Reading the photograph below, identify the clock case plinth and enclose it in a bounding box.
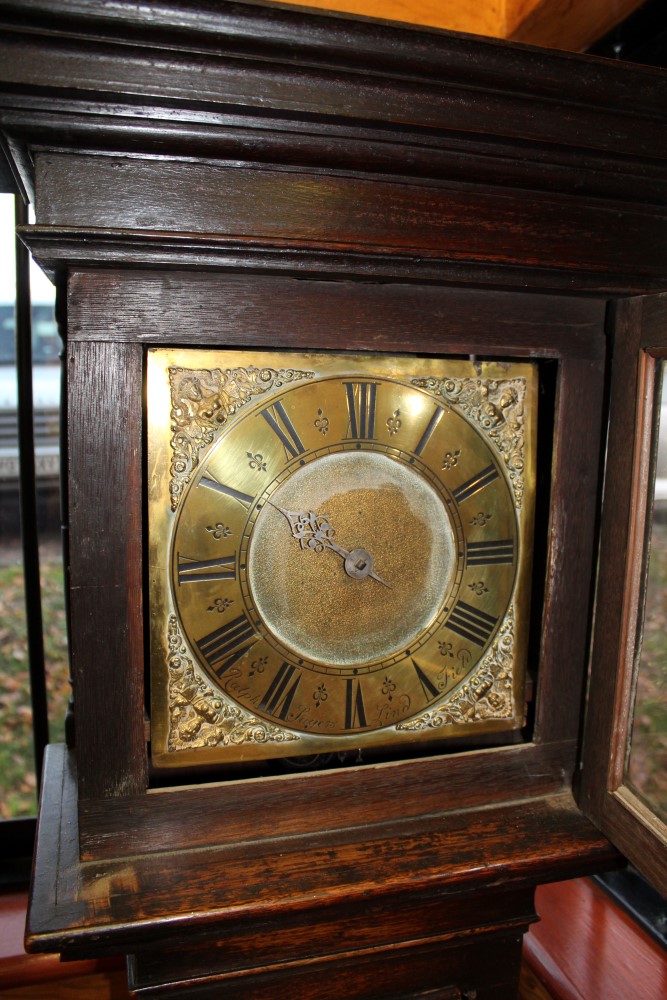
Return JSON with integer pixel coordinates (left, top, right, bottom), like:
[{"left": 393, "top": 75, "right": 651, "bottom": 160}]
[{"left": 1, "top": 1, "right": 665, "bottom": 997}]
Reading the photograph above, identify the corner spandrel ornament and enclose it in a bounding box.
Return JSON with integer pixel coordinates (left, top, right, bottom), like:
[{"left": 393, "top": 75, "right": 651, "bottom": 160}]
[
  {"left": 412, "top": 376, "right": 526, "bottom": 509},
  {"left": 397, "top": 607, "right": 515, "bottom": 732},
  {"left": 168, "top": 365, "right": 314, "bottom": 511},
  {"left": 167, "top": 615, "right": 301, "bottom": 752}
]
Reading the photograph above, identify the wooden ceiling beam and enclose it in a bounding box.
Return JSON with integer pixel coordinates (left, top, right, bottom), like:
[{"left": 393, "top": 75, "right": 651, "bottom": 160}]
[
  {"left": 268, "top": 1, "right": 505, "bottom": 39},
  {"left": 274, "top": 0, "right": 647, "bottom": 51},
  {"left": 508, "top": 0, "right": 647, "bottom": 51}
]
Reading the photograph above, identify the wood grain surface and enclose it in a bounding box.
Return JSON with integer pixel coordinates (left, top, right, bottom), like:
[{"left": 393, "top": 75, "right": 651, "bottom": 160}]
[
  {"left": 580, "top": 293, "right": 667, "bottom": 896},
  {"left": 66, "top": 340, "right": 146, "bottom": 799},
  {"left": 525, "top": 877, "right": 667, "bottom": 1000},
  {"left": 27, "top": 747, "right": 620, "bottom": 994},
  {"left": 33, "top": 155, "right": 667, "bottom": 285}
]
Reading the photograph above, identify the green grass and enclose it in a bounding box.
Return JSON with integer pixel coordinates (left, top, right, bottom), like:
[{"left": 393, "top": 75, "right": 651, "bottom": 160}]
[
  {"left": 0, "top": 553, "right": 69, "bottom": 819},
  {"left": 627, "top": 518, "right": 667, "bottom": 820}
]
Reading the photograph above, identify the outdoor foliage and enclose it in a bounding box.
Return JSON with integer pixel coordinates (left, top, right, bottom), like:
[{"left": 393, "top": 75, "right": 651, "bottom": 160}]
[
  {"left": 628, "top": 519, "right": 667, "bottom": 820},
  {"left": 0, "top": 548, "right": 69, "bottom": 818}
]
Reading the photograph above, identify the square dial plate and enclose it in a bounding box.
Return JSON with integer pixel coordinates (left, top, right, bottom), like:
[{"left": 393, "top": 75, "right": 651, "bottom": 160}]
[{"left": 147, "top": 349, "right": 537, "bottom": 767}]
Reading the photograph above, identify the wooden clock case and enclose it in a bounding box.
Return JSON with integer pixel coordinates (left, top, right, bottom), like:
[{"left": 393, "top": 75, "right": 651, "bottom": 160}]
[{"left": 1, "top": 2, "right": 666, "bottom": 997}]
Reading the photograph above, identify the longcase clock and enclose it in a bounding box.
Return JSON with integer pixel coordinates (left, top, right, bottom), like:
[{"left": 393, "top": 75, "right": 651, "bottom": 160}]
[{"left": 0, "top": 2, "right": 666, "bottom": 997}]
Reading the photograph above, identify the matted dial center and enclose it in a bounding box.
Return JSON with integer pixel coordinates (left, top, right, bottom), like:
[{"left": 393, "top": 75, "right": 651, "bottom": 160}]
[{"left": 248, "top": 451, "right": 456, "bottom": 668}]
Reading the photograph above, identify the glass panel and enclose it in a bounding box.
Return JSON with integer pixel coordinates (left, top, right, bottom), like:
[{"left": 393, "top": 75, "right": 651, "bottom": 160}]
[
  {"left": 627, "top": 360, "right": 667, "bottom": 822},
  {"left": 0, "top": 194, "right": 67, "bottom": 819},
  {"left": 0, "top": 192, "right": 35, "bottom": 817},
  {"left": 27, "top": 206, "right": 69, "bottom": 753}
]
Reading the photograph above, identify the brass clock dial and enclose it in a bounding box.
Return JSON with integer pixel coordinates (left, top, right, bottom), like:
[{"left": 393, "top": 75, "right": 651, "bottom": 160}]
[{"left": 148, "top": 350, "right": 537, "bottom": 766}]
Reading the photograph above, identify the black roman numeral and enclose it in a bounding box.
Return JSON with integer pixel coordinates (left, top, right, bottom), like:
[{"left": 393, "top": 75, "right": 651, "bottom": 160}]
[
  {"left": 260, "top": 400, "right": 305, "bottom": 460},
  {"left": 344, "top": 382, "right": 377, "bottom": 440},
  {"left": 200, "top": 472, "right": 254, "bottom": 510},
  {"left": 414, "top": 406, "right": 445, "bottom": 456},
  {"left": 177, "top": 553, "right": 236, "bottom": 584},
  {"left": 452, "top": 464, "right": 499, "bottom": 503},
  {"left": 259, "top": 662, "right": 301, "bottom": 721},
  {"left": 197, "top": 614, "right": 257, "bottom": 677},
  {"left": 344, "top": 678, "right": 368, "bottom": 729},
  {"left": 411, "top": 659, "right": 440, "bottom": 701},
  {"left": 467, "top": 539, "right": 514, "bottom": 565},
  {"left": 446, "top": 601, "right": 498, "bottom": 646}
]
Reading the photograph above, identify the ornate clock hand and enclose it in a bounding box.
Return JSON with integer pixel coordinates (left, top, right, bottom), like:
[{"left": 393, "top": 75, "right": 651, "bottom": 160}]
[{"left": 266, "top": 500, "right": 391, "bottom": 588}]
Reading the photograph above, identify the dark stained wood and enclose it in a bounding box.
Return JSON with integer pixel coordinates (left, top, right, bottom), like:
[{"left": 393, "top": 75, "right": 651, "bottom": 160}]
[
  {"left": 31, "top": 155, "right": 667, "bottom": 284},
  {"left": 67, "top": 340, "right": 146, "bottom": 799},
  {"left": 533, "top": 352, "right": 606, "bottom": 744},
  {"left": 23, "top": 228, "right": 665, "bottom": 295},
  {"left": 580, "top": 293, "right": 667, "bottom": 897},
  {"left": 65, "top": 271, "right": 607, "bottom": 357},
  {"left": 27, "top": 747, "right": 619, "bottom": 963},
  {"left": 129, "top": 934, "right": 522, "bottom": 998},
  {"left": 59, "top": 267, "right": 607, "bottom": 845},
  {"left": 579, "top": 298, "right": 644, "bottom": 822},
  {"left": 0, "top": 0, "right": 665, "bottom": 160},
  {"left": 2, "top": 0, "right": 667, "bottom": 301},
  {"left": 129, "top": 887, "right": 535, "bottom": 990},
  {"left": 79, "top": 741, "right": 578, "bottom": 861},
  {"left": 4, "top": 106, "right": 667, "bottom": 209}
]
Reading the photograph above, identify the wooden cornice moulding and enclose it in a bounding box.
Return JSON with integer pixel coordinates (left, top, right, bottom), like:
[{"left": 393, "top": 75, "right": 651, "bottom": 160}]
[
  {"left": 0, "top": 1, "right": 665, "bottom": 290},
  {"left": 18, "top": 225, "right": 667, "bottom": 296},
  {"left": 0, "top": 1, "right": 664, "bottom": 121},
  {"left": 3, "top": 103, "right": 666, "bottom": 208}
]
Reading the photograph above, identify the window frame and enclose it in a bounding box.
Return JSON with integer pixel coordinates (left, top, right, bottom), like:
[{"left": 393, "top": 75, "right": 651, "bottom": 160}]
[
  {"left": 580, "top": 293, "right": 667, "bottom": 898},
  {"left": 0, "top": 181, "right": 52, "bottom": 873}
]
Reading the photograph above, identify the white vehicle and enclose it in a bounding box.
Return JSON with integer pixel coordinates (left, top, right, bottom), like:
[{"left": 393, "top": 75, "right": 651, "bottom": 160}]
[{"left": 0, "top": 303, "right": 60, "bottom": 486}]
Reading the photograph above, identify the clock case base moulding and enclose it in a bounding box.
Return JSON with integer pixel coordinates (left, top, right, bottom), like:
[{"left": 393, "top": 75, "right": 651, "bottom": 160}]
[{"left": 30, "top": 744, "right": 620, "bottom": 1000}]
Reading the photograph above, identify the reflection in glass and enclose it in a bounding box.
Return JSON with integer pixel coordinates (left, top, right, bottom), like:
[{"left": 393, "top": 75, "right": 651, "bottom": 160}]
[
  {"left": 0, "top": 194, "right": 67, "bottom": 819},
  {"left": 627, "top": 361, "right": 667, "bottom": 822}
]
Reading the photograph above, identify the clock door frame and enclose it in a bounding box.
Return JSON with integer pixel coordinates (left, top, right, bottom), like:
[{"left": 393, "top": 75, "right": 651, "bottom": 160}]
[
  {"left": 580, "top": 293, "right": 667, "bottom": 897},
  {"left": 61, "top": 271, "right": 604, "bottom": 835}
]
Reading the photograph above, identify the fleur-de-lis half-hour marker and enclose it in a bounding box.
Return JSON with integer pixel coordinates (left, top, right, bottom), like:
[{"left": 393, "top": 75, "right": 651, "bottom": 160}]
[
  {"left": 247, "top": 452, "right": 267, "bottom": 472},
  {"left": 313, "top": 683, "right": 328, "bottom": 708},
  {"left": 206, "top": 522, "right": 232, "bottom": 539},
  {"left": 386, "top": 409, "right": 401, "bottom": 436},
  {"left": 314, "top": 408, "right": 329, "bottom": 435},
  {"left": 248, "top": 657, "right": 268, "bottom": 677},
  {"left": 207, "top": 597, "right": 233, "bottom": 613},
  {"left": 382, "top": 676, "right": 397, "bottom": 701},
  {"left": 442, "top": 449, "right": 461, "bottom": 470}
]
